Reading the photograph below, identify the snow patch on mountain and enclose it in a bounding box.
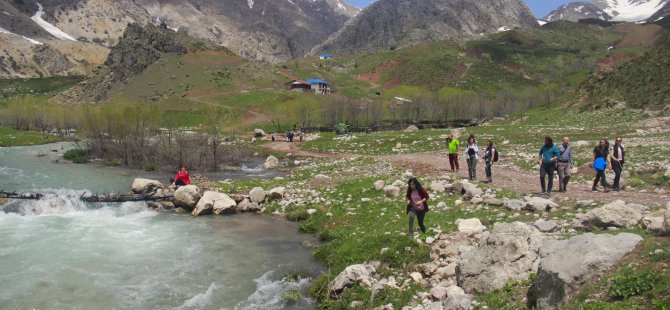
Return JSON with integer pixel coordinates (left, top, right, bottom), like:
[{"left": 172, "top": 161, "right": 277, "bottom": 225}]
[
  {"left": 0, "top": 26, "right": 43, "bottom": 45},
  {"left": 31, "top": 3, "right": 77, "bottom": 41},
  {"left": 598, "top": 0, "right": 667, "bottom": 21}
]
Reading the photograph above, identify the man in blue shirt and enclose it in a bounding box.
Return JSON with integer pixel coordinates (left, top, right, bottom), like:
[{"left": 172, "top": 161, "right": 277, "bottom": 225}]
[{"left": 538, "top": 136, "right": 560, "bottom": 195}]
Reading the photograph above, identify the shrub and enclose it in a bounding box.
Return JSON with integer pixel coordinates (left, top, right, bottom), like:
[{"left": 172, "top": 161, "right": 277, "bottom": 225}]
[
  {"left": 143, "top": 163, "right": 156, "bottom": 171},
  {"left": 63, "top": 149, "right": 89, "bottom": 164},
  {"left": 281, "top": 290, "right": 302, "bottom": 303},
  {"left": 608, "top": 268, "right": 658, "bottom": 300}
]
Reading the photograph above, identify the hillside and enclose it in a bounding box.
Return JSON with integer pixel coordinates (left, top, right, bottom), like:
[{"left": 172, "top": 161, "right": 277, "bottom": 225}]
[
  {"left": 311, "top": 0, "right": 538, "bottom": 55},
  {"left": 579, "top": 46, "right": 670, "bottom": 109}
]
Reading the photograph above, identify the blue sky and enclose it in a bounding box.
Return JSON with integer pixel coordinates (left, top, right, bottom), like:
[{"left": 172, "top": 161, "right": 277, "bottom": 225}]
[{"left": 347, "top": 0, "right": 575, "bottom": 18}]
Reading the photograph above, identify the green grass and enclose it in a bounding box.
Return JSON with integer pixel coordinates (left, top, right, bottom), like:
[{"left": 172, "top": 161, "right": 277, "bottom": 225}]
[{"left": 0, "top": 125, "right": 65, "bottom": 147}]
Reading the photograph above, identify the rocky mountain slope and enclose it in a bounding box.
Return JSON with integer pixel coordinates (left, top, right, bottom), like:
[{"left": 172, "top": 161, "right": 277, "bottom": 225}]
[
  {"left": 311, "top": 0, "right": 538, "bottom": 55},
  {"left": 543, "top": 2, "right": 613, "bottom": 22},
  {"left": 0, "top": 0, "right": 358, "bottom": 78}
]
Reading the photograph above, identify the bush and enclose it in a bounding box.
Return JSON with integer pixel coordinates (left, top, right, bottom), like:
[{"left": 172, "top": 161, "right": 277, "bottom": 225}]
[
  {"left": 63, "top": 149, "right": 89, "bottom": 164},
  {"left": 143, "top": 163, "right": 156, "bottom": 171},
  {"left": 608, "top": 268, "right": 658, "bottom": 300}
]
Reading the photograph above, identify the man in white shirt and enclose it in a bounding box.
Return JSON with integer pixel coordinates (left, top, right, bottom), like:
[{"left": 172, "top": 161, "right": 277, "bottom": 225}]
[{"left": 610, "top": 137, "right": 625, "bottom": 191}]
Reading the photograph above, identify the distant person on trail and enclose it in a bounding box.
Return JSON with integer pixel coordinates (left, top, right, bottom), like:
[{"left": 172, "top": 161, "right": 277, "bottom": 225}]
[
  {"left": 405, "top": 177, "right": 429, "bottom": 236},
  {"left": 465, "top": 135, "right": 479, "bottom": 180},
  {"left": 271, "top": 132, "right": 276, "bottom": 142},
  {"left": 299, "top": 132, "right": 304, "bottom": 143},
  {"left": 538, "top": 136, "right": 559, "bottom": 195},
  {"left": 446, "top": 134, "right": 460, "bottom": 172},
  {"left": 286, "top": 131, "right": 290, "bottom": 142},
  {"left": 170, "top": 166, "right": 190, "bottom": 190},
  {"left": 557, "top": 136, "right": 573, "bottom": 193},
  {"left": 610, "top": 137, "right": 625, "bottom": 191},
  {"left": 483, "top": 140, "right": 496, "bottom": 183},
  {"left": 593, "top": 138, "right": 610, "bottom": 192}
]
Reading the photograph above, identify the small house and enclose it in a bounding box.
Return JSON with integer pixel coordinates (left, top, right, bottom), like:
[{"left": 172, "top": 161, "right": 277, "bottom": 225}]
[
  {"left": 307, "top": 78, "right": 331, "bottom": 95},
  {"left": 319, "top": 54, "right": 333, "bottom": 60},
  {"left": 286, "top": 79, "right": 312, "bottom": 93}
]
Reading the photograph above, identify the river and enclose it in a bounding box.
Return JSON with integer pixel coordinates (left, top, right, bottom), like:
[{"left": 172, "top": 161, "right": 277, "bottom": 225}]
[{"left": 0, "top": 143, "right": 323, "bottom": 309}]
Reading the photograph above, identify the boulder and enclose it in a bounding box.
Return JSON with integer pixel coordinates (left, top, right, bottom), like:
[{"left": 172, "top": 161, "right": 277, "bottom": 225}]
[
  {"left": 457, "top": 218, "right": 486, "bottom": 235},
  {"left": 641, "top": 212, "right": 665, "bottom": 233},
  {"left": 174, "top": 185, "right": 201, "bottom": 209},
  {"left": 458, "top": 222, "right": 544, "bottom": 294},
  {"left": 404, "top": 125, "right": 419, "bottom": 132},
  {"left": 581, "top": 200, "right": 643, "bottom": 229},
  {"left": 443, "top": 285, "right": 472, "bottom": 310},
  {"left": 524, "top": 196, "right": 559, "bottom": 212},
  {"left": 192, "top": 191, "right": 236, "bottom": 216},
  {"left": 269, "top": 187, "right": 286, "bottom": 199},
  {"left": 328, "top": 264, "right": 376, "bottom": 298},
  {"left": 454, "top": 180, "right": 483, "bottom": 199},
  {"left": 505, "top": 199, "right": 525, "bottom": 211},
  {"left": 663, "top": 206, "right": 670, "bottom": 235},
  {"left": 533, "top": 233, "right": 643, "bottom": 310},
  {"left": 131, "top": 178, "right": 164, "bottom": 196},
  {"left": 374, "top": 180, "right": 385, "bottom": 190},
  {"left": 430, "top": 181, "right": 446, "bottom": 193},
  {"left": 263, "top": 156, "right": 279, "bottom": 169},
  {"left": 249, "top": 187, "right": 266, "bottom": 203},
  {"left": 430, "top": 285, "right": 448, "bottom": 301},
  {"left": 416, "top": 262, "right": 438, "bottom": 276},
  {"left": 534, "top": 219, "right": 559, "bottom": 233},
  {"left": 254, "top": 128, "right": 266, "bottom": 138},
  {"left": 484, "top": 198, "right": 503, "bottom": 206},
  {"left": 384, "top": 185, "right": 400, "bottom": 198}
]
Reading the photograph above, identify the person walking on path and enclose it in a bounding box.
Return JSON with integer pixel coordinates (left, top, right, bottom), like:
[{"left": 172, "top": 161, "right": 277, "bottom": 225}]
[
  {"left": 465, "top": 135, "right": 479, "bottom": 180},
  {"left": 592, "top": 138, "right": 610, "bottom": 192},
  {"left": 538, "top": 136, "right": 559, "bottom": 195},
  {"left": 447, "top": 134, "right": 460, "bottom": 172},
  {"left": 557, "top": 137, "right": 573, "bottom": 192},
  {"left": 610, "top": 137, "right": 625, "bottom": 191},
  {"left": 483, "top": 140, "right": 496, "bottom": 183},
  {"left": 271, "top": 132, "right": 276, "bottom": 142},
  {"left": 405, "top": 177, "right": 430, "bottom": 236}
]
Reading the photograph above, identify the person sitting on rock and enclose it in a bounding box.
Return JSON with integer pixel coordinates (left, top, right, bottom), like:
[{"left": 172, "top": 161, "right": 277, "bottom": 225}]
[{"left": 170, "top": 166, "right": 190, "bottom": 190}]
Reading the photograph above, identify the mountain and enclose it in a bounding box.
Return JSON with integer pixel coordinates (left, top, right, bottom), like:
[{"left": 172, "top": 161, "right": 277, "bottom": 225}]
[
  {"left": 0, "top": 0, "right": 359, "bottom": 78},
  {"left": 544, "top": 0, "right": 669, "bottom": 22},
  {"left": 543, "top": 2, "right": 612, "bottom": 22},
  {"left": 311, "top": 0, "right": 538, "bottom": 55},
  {"left": 648, "top": 1, "right": 670, "bottom": 21}
]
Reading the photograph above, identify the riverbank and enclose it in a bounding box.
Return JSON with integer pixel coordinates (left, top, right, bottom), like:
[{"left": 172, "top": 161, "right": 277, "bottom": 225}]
[{"left": 0, "top": 125, "right": 66, "bottom": 147}]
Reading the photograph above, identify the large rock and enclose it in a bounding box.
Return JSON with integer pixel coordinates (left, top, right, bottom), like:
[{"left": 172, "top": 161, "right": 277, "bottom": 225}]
[
  {"left": 249, "top": 187, "right": 267, "bottom": 203},
  {"left": 254, "top": 128, "right": 266, "bottom": 138},
  {"left": 384, "top": 185, "right": 400, "bottom": 198},
  {"left": 192, "top": 191, "right": 237, "bottom": 216},
  {"left": 443, "top": 285, "right": 472, "bottom": 310},
  {"left": 328, "top": 264, "right": 377, "bottom": 298},
  {"left": 174, "top": 185, "right": 201, "bottom": 209},
  {"left": 581, "top": 200, "right": 643, "bottom": 229},
  {"left": 430, "top": 181, "right": 446, "bottom": 193},
  {"left": 524, "top": 196, "right": 559, "bottom": 212},
  {"left": 457, "top": 218, "right": 486, "bottom": 235},
  {"left": 263, "top": 156, "right": 279, "bottom": 169},
  {"left": 268, "top": 187, "right": 286, "bottom": 199},
  {"left": 131, "top": 178, "right": 164, "bottom": 196},
  {"left": 458, "top": 222, "right": 544, "bottom": 294},
  {"left": 641, "top": 212, "right": 665, "bottom": 233},
  {"left": 374, "top": 180, "right": 385, "bottom": 191},
  {"left": 454, "top": 180, "right": 482, "bottom": 199},
  {"left": 663, "top": 206, "right": 670, "bottom": 235},
  {"left": 533, "top": 233, "right": 643, "bottom": 310},
  {"left": 505, "top": 199, "right": 525, "bottom": 211},
  {"left": 404, "top": 125, "right": 419, "bottom": 132}
]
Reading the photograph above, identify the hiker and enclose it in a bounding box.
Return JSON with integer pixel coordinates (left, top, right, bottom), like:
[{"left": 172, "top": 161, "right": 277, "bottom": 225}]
[
  {"left": 483, "top": 140, "right": 496, "bottom": 183},
  {"left": 289, "top": 131, "right": 294, "bottom": 142},
  {"left": 299, "top": 132, "right": 304, "bottom": 143},
  {"left": 538, "top": 136, "right": 559, "bottom": 194},
  {"left": 592, "top": 138, "right": 610, "bottom": 192},
  {"left": 465, "top": 135, "right": 479, "bottom": 180},
  {"left": 170, "top": 166, "right": 191, "bottom": 190},
  {"left": 271, "top": 132, "right": 276, "bottom": 142},
  {"left": 557, "top": 136, "right": 573, "bottom": 192},
  {"left": 405, "top": 177, "right": 429, "bottom": 235},
  {"left": 610, "top": 137, "right": 625, "bottom": 191},
  {"left": 446, "top": 134, "right": 460, "bottom": 172},
  {"left": 285, "top": 131, "right": 290, "bottom": 142}
]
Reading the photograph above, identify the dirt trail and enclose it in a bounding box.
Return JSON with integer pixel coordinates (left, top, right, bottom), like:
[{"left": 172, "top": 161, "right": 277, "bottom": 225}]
[
  {"left": 381, "top": 151, "right": 670, "bottom": 207},
  {"left": 263, "top": 143, "right": 669, "bottom": 207}
]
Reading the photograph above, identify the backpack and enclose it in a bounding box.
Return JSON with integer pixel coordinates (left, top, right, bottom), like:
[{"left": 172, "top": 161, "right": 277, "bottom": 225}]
[{"left": 493, "top": 148, "right": 499, "bottom": 162}]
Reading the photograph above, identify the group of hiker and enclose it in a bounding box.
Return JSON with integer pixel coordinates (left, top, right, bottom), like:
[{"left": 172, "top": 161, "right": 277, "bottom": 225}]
[
  {"left": 270, "top": 131, "right": 303, "bottom": 143},
  {"left": 445, "top": 134, "right": 497, "bottom": 183}
]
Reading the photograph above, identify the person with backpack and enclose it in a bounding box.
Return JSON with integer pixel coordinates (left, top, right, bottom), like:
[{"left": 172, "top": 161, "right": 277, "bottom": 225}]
[
  {"left": 465, "top": 135, "right": 479, "bottom": 180},
  {"left": 610, "top": 137, "right": 625, "bottom": 191},
  {"left": 483, "top": 140, "right": 497, "bottom": 183},
  {"left": 405, "top": 177, "right": 430, "bottom": 236},
  {"left": 446, "top": 134, "right": 460, "bottom": 172},
  {"left": 538, "top": 136, "right": 560, "bottom": 195},
  {"left": 592, "top": 138, "right": 610, "bottom": 192},
  {"left": 557, "top": 136, "right": 573, "bottom": 193}
]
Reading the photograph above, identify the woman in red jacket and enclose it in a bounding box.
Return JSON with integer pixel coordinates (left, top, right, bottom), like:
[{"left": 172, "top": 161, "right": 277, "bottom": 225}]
[
  {"left": 405, "top": 177, "right": 430, "bottom": 235},
  {"left": 170, "top": 166, "right": 190, "bottom": 190}
]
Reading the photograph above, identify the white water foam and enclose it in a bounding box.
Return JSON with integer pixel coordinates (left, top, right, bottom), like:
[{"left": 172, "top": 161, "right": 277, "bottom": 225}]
[
  {"left": 232, "top": 271, "right": 311, "bottom": 310},
  {"left": 240, "top": 165, "right": 264, "bottom": 173},
  {"left": 177, "top": 282, "right": 223, "bottom": 309}
]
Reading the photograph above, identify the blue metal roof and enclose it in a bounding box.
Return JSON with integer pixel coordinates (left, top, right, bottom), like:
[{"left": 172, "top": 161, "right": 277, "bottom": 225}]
[
  {"left": 307, "top": 78, "right": 328, "bottom": 84},
  {"left": 320, "top": 54, "right": 333, "bottom": 57}
]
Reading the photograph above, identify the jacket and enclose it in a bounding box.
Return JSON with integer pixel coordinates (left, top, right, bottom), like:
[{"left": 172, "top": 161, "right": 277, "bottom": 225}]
[{"left": 406, "top": 187, "right": 430, "bottom": 213}]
